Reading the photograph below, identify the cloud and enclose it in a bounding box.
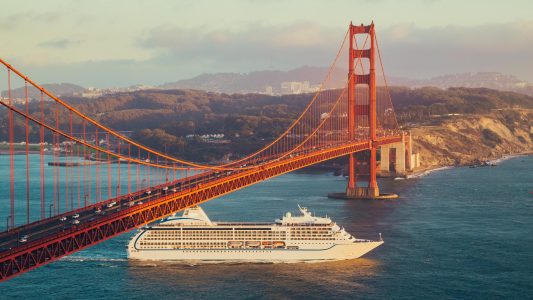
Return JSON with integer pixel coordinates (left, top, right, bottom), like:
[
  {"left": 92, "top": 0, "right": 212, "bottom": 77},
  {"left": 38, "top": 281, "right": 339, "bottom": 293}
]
[
  {"left": 386, "top": 23, "right": 416, "bottom": 41},
  {"left": 378, "top": 21, "right": 533, "bottom": 79},
  {"left": 4, "top": 58, "right": 160, "bottom": 88},
  {"left": 0, "top": 11, "right": 63, "bottom": 30},
  {"left": 38, "top": 38, "right": 81, "bottom": 49},
  {"left": 141, "top": 22, "right": 343, "bottom": 72},
  {"left": 136, "top": 20, "right": 533, "bottom": 82},
  {"left": 5, "top": 20, "right": 533, "bottom": 87}
]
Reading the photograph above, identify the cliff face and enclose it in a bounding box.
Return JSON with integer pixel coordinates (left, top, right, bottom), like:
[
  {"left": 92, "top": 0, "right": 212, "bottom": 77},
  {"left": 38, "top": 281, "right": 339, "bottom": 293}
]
[{"left": 410, "top": 109, "right": 533, "bottom": 169}]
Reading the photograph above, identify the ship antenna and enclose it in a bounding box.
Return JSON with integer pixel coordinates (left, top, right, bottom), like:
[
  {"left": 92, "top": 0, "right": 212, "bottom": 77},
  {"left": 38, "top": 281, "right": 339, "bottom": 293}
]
[{"left": 298, "top": 204, "right": 306, "bottom": 214}]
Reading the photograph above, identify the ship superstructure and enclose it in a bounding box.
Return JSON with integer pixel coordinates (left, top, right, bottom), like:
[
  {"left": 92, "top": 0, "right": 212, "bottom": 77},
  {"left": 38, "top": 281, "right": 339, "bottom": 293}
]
[{"left": 127, "top": 205, "right": 383, "bottom": 262}]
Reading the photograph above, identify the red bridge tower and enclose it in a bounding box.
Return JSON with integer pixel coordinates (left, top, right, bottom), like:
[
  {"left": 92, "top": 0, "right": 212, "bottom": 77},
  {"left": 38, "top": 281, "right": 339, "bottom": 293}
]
[{"left": 330, "top": 22, "right": 398, "bottom": 200}]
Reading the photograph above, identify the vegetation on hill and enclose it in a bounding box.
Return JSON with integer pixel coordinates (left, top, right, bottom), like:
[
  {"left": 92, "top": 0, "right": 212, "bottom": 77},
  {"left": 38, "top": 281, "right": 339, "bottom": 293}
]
[
  {"left": 392, "top": 87, "right": 533, "bottom": 124},
  {"left": 1, "top": 87, "right": 532, "bottom": 163}
]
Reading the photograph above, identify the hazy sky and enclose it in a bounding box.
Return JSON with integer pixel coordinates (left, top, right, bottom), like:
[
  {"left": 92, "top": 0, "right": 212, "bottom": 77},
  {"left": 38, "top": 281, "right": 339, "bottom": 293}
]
[{"left": 1, "top": 0, "right": 533, "bottom": 87}]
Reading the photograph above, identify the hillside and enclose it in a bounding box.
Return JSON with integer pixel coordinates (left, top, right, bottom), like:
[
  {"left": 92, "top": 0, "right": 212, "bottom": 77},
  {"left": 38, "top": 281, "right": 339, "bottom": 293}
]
[
  {"left": 160, "top": 68, "right": 533, "bottom": 96},
  {"left": 159, "top": 66, "right": 345, "bottom": 94},
  {"left": 3, "top": 86, "right": 531, "bottom": 165},
  {"left": 392, "top": 87, "right": 533, "bottom": 170},
  {"left": 410, "top": 110, "right": 533, "bottom": 170},
  {"left": 1, "top": 83, "right": 85, "bottom": 100},
  {"left": 36, "top": 89, "right": 315, "bottom": 161},
  {"left": 391, "top": 72, "right": 531, "bottom": 91},
  {"left": 69, "top": 87, "right": 533, "bottom": 163}
]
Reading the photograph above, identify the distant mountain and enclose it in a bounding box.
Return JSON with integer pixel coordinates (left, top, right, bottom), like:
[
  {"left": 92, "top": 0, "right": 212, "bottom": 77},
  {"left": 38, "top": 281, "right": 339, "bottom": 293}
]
[
  {"left": 160, "top": 68, "right": 533, "bottom": 97},
  {"left": 6, "top": 70, "right": 531, "bottom": 101},
  {"left": 159, "top": 66, "right": 347, "bottom": 94},
  {"left": 1, "top": 83, "right": 85, "bottom": 100},
  {"left": 388, "top": 72, "right": 533, "bottom": 96}
]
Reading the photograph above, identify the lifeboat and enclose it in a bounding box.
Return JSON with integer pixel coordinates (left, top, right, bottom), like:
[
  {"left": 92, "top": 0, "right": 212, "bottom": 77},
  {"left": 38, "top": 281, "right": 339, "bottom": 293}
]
[
  {"left": 261, "top": 241, "right": 272, "bottom": 249},
  {"left": 273, "top": 241, "right": 285, "bottom": 248},
  {"left": 227, "top": 241, "right": 243, "bottom": 248},
  {"left": 246, "top": 241, "right": 261, "bottom": 248}
]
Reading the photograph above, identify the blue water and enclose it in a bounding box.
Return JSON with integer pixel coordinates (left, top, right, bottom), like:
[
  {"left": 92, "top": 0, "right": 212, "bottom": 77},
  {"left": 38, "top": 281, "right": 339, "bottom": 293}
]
[
  {"left": 0, "top": 154, "right": 181, "bottom": 227},
  {"left": 2, "top": 156, "right": 533, "bottom": 299}
]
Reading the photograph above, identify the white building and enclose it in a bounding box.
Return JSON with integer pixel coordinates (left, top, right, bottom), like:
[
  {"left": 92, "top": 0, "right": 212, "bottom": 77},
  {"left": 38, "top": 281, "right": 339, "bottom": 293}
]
[{"left": 280, "top": 81, "right": 314, "bottom": 94}]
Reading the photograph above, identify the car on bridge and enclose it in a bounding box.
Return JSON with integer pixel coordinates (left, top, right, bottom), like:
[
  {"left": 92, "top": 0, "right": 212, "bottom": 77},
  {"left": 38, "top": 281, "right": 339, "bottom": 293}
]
[{"left": 19, "top": 235, "right": 29, "bottom": 243}]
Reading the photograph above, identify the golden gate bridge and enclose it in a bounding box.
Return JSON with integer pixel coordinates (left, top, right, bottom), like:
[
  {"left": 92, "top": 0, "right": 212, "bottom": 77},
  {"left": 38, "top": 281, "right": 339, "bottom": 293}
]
[{"left": 0, "top": 22, "right": 407, "bottom": 281}]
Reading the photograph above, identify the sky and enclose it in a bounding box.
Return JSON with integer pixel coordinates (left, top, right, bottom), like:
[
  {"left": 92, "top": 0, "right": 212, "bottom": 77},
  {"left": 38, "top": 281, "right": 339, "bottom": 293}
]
[{"left": 1, "top": 0, "right": 533, "bottom": 87}]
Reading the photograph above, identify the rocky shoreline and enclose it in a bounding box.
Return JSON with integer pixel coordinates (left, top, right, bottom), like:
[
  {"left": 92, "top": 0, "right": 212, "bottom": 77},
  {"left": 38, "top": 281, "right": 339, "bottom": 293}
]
[
  {"left": 408, "top": 151, "right": 533, "bottom": 178},
  {"left": 408, "top": 109, "right": 532, "bottom": 171}
]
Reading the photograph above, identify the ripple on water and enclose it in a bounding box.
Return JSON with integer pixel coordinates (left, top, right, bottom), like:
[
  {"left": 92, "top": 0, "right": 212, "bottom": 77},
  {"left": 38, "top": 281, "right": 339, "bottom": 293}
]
[{"left": 1, "top": 156, "right": 533, "bottom": 299}]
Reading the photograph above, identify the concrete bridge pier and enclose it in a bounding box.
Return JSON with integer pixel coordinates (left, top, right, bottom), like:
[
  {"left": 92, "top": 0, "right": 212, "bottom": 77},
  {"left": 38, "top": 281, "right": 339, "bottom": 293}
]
[
  {"left": 379, "top": 131, "right": 417, "bottom": 178},
  {"left": 328, "top": 147, "right": 398, "bottom": 200},
  {"left": 330, "top": 133, "right": 415, "bottom": 200},
  {"left": 343, "top": 152, "right": 380, "bottom": 199}
]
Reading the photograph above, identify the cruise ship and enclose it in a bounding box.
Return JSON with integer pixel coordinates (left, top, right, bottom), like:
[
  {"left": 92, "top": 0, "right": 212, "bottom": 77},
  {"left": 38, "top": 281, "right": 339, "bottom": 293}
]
[{"left": 127, "top": 205, "right": 383, "bottom": 262}]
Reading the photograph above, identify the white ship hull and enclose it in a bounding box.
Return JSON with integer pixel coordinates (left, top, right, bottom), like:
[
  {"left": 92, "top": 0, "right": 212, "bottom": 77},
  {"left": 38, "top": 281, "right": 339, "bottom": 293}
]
[
  {"left": 128, "top": 241, "right": 383, "bottom": 262},
  {"left": 127, "top": 205, "right": 383, "bottom": 262}
]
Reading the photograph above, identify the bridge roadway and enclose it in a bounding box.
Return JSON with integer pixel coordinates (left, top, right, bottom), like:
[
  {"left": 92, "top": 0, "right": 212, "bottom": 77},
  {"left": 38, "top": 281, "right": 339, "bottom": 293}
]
[
  {"left": 0, "top": 162, "right": 234, "bottom": 253},
  {"left": 0, "top": 135, "right": 402, "bottom": 280}
]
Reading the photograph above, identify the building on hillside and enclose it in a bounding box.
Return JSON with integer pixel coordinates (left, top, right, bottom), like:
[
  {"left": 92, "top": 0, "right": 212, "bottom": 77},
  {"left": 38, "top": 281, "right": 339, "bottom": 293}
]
[
  {"left": 281, "top": 81, "right": 313, "bottom": 94},
  {"left": 81, "top": 87, "right": 103, "bottom": 98}
]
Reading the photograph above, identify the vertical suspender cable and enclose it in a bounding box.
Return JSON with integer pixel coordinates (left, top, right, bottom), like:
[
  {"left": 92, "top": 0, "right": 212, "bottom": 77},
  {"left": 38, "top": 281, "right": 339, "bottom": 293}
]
[
  {"left": 95, "top": 128, "right": 100, "bottom": 202},
  {"left": 65, "top": 110, "right": 70, "bottom": 211},
  {"left": 40, "top": 92, "right": 45, "bottom": 219},
  {"left": 117, "top": 141, "right": 121, "bottom": 197},
  {"left": 106, "top": 133, "right": 111, "bottom": 199},
  {"left": 127, "top": 144, "right": 131, "bottom": 195},
  {"left": 137, "top": 148, "right": 141, "bottom": 192},
  {"left": 54, "top": 102, "right": 59, "bottom": 215},
  {"left": 24, "top": 81, "right": 30, "bottom": 224},
  {"left": 8, "top": 70, "right": 15, "bottom": 228}
]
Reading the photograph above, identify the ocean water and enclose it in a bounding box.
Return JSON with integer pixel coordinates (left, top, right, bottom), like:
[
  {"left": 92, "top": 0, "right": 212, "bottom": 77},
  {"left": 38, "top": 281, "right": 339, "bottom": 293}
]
[{"left": 2, "top": 155, "right": 533, "bottom": 299}]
